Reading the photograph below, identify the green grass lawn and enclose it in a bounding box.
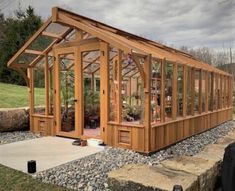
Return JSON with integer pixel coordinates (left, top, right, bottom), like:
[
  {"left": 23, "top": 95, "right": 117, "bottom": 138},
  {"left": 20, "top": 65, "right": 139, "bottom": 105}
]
[
  {"left": 0, "top": 164, "right": 70, "bottom": 191},
  {"left": 0, "top": 82, "right": 45, "bottom": 108}
]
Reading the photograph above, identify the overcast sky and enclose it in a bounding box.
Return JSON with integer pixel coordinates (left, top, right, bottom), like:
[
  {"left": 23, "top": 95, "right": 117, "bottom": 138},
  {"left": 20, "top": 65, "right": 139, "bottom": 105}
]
[{"left": 1, "top": 0, "right": 235, "bottom": 50}]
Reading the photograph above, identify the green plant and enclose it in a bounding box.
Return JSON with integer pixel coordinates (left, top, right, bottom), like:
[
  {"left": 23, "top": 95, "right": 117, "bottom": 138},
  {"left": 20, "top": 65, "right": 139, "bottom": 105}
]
[
  {"left": 84, "top": 89, "right": 100, "bottom": 116},
  {"left": 122, "top": 104, "right": 142, "bottom": 121},
  {"left": 131, "top": 92, "right": 140, "bottom": 99}
]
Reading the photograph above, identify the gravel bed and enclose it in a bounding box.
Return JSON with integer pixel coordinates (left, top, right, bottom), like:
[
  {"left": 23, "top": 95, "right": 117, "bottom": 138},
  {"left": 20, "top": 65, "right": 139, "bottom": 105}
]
[
  {"left": 0, "top": 131, "right": 40, "bottom": 145},
  {"left": 36, "top": 120, "right": 235, "bottom": 191}
]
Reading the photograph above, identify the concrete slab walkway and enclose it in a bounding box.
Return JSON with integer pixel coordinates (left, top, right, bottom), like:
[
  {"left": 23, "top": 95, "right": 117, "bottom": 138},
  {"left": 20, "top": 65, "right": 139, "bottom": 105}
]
[{"left": 0, "top": 136, "right": 103, "bottom": 173}]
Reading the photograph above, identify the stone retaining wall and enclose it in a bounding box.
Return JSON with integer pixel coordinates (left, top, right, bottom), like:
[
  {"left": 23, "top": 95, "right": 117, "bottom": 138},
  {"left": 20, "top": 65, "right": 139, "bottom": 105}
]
[
  {"left": 0, "top": 107, "right": 29, "bottom": 132},
  {"left": 108, "top": 130, "right": 235, "bottom": 191}
]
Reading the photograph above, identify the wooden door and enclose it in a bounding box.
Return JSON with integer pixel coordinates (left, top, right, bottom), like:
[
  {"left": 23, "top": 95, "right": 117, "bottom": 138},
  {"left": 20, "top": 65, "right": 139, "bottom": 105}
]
[{"left": 54, "top": 47, "right": 82, "bottom": 138}]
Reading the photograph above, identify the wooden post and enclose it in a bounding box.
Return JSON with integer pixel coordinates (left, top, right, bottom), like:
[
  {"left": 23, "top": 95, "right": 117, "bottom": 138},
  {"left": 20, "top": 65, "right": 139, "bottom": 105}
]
[
  {"left": 160, "top": 59, "right": 165, "bottom": 122},
  {"left": 91, "top": 73, "right": 95, "bottom": 92},
  {"left": 172, "top": 63, "right": 177, "bottom": 120},
  {"left": 182, "top": 65, "right": 187, "bottom": 117},
  {"left": 136, "top": 77, "right": 140, "bottom": 106},
  {"left": 74, "top": 29, "right": 83, "bottom": 41},
  {"left": 54, "top": 50, "right": 60, "bottom": 135},
  {"left": 128, "top": 77, "right": 132, "bottom": 105},
  {"left": 220, "top": 74, "right": 223, "bottom": 109},
  {"left": 144, "top": 54, "right": 152, "bottom": 152},
  {"left": 228, "top": 76, "right": 231, "bottom": 108},
  {"left": 100, "top": 42, "right": 109, "bottom": 143},
  {"left": 229, "top": 77, "right": 231, "bottom": 107},
  {"left": 215, "top": 73, "right": 218, "bottom": 110},
  {"left": 74, "top": 47, "right": 83, "bottom": 136},
  {"left": 227, "top": 77, "right": 229, "bottom": 107},
  {"left": 223, "top": 76, "right": 225, "bottom": 108},
  {"left": 205, "top": 71, "right": 208, "bottom": 113},
  {"left": 228, "top": 77, "right": 230, "bottom": 107},
  {"left": 45, "top": 54, "right": 49, "bottom": 116},
  {"left": 224, "top": 76, "right": 227, "bottom": 108},
  {"left": 211, "top": 73, "right": 214, "bottom": 111},
  {"left": 198, "top": 70, "right": 202, "bottom": 114},
  {"left": 48, "top": 65, "right": 52, "bottom": 115},
  {"left": 116, "top": 49, "right": 122, "bottom": 123},
  {"left": 225, "top": 76, "right": 228, "bottom": 108},
  {"left": 230, "top": 76, "right": 233, "bottom": 108},
  {"left": 224, "top": 75, "right": 227, "bottom": 108},
  {"left": 94, "top": 76, "right": 97, "bottom": 92},
  {"left": 27, "top": 67, "right": 34, "bottom": 132},
  {"left": 191, "top": 68, "right": 195, "bottom": 116}
]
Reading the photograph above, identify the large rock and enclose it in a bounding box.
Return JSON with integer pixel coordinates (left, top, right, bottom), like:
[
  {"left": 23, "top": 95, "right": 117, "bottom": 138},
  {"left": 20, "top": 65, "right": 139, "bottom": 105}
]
[
  {"left": 216, "top": 136, "right": 235, "bottom": 146},
  {"left": 161, "top": 156, "right": 219, "bottom": 191},
  {"left": 195, "top": 144, "right": 225, "bottom": 162},
  {"left": 226, "top": 132, "right": 235, "bottom": 140},
  {"left": 108, "top": 164, "right": 198, "bottom": 191},
  {"left": 0, "top": 107, "right": 29, "bottom": 132}
]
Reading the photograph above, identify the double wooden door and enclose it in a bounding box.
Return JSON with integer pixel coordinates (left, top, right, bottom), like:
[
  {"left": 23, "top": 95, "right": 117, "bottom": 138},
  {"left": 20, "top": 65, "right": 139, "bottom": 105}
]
[{"left": 53, "top": 40, "right": 108, "bottom": 140}]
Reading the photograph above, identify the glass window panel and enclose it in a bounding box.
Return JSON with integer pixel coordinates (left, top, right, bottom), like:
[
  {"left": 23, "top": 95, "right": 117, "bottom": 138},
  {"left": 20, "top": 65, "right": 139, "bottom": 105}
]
[
  {"left": 201, "top": 71, "right": 206, "bottom": 112},
  {"left": 60, "top": 54, "right": 75, "bottom": 133},
  {"left": 213, "top": 75, "right": 217, "bottom": 110},
  {"left": 177, "top": 65, "right": 183, "bottom": 117},
  {"left": 225, "top": 77, "right": 228, "bottom": 107},
  {"left": 122, "top": 56, "right": 144, "bottom": 124},
  {"left": 227, "top": 77, "right": 229, "bottom": 107},
  {"left": 49, "top": 62, "right": 54, "bottom": 115},
  {"left": 187, "top": 68, "right": 192, "bottom": 115},
  {"left": 208, "top": 73, "right": 213, "bottom": 111},
  {"left": 82, "top": 51, "right": 100, "bottom": 134},
  {"left": 34, "top": 61, "right": 45, "bottom": 114},
  {"left": 223, "top": 77, "right": 226, "bottom": 108},
  {"left": 151, "top": 59, "right": 161, "bottom": 123},
  {"left": 217, "top": 75, "right": 219, "bottom": 109},
  {"left": 194, "top": 70, "right": 200, "bottom": 113},
  {"left": 109, "top": 56, "right": 116, "bottom": 121},
  {"left": 165, "top": 63, "right": 173, "bottom": 120}
]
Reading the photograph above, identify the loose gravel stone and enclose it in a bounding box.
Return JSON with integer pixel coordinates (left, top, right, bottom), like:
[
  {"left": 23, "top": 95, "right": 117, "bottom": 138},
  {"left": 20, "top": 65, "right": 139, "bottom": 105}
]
[
  {"left": 0, "top": 131, "right": 40, "bottom": 145},
  {"left": 36, "top": 120, "right": 235, "bottom": 190}
]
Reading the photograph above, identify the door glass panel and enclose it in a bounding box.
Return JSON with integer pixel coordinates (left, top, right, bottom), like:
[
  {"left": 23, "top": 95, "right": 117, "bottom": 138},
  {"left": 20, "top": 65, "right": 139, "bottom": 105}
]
[
  {"left": 83, "top": 51, "right": 101, "bottom": 137},
  {"left": 59, "top": 53, "right": 75, "bottom": 133}
]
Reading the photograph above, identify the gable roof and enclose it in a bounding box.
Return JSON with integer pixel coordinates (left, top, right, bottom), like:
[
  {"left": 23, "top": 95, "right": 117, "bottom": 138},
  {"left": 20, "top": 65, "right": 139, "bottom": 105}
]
[{"left": 7, "top": 7, "right": 230, "bottom": 76}]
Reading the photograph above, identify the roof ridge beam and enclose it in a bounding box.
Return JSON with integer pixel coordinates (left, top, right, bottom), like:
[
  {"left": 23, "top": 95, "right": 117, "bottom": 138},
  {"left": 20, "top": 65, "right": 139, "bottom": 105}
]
[{"left": 53, "top": 8, "right": 141, "bottom": 54}]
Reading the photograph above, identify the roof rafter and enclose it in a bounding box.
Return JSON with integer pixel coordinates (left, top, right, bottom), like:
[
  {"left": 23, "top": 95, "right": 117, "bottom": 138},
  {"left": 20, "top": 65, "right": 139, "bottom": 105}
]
[{"left": 41, "top": 31, "right": 62, "bottom": 39}]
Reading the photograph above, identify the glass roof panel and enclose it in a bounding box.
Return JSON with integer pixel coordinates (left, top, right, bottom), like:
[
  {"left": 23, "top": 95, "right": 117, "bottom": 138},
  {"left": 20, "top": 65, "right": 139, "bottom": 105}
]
[
  {"left": 125, "top": 68, "right": 139, "bottom": 77},
  {"left": 15, "top": 53, "right": 38, "bottom": 65},
  {"left": 34, "top": 58, "right": 45, "bottom": 69},
  {"left": 45, "top": 23, "right": 70, "bottom": 35},
  {"left": 122, "top": 62, "right": 136, "bottom": 75},
  {"left": 84, "top": 63, "right": 100, "bottom": 73},
  {"left": 28, "top": 35, "right": 54, "bottom": 51},
  {"left": 83, "top": 51, "right": 100, "bottom": 61},
  {"left": 64, "top": 29, "right": 77, "bottom": 41},
  {"left": 59, "top": 54, "right": 74, "bottom": 71},
  {"left": 109, "top": 49, "right": 116, "bottom": 56}
]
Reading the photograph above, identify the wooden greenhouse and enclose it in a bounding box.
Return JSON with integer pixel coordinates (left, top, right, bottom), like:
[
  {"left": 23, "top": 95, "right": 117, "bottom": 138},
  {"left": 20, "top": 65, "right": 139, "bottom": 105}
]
[{"left": 7, "top": 7, "right": 233, "bottom": 154}]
